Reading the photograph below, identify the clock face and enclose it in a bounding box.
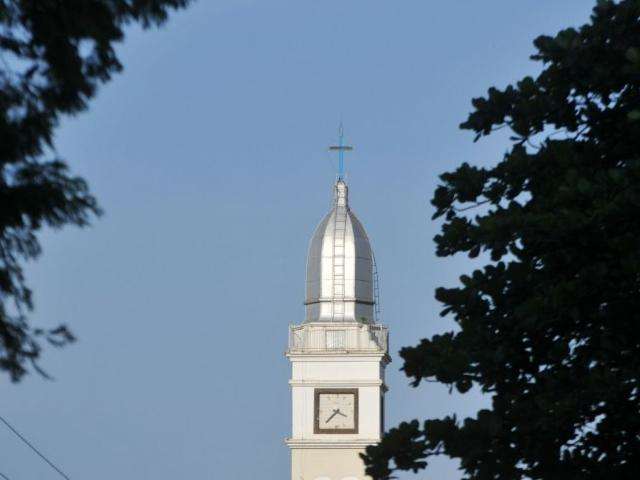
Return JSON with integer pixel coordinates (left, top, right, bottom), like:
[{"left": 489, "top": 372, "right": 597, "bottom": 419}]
[{"left": 314, "top": 388, "right": 358, "bottom": 434}]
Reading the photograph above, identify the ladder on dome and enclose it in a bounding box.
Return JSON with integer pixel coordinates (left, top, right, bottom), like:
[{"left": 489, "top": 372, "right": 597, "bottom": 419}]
[
  {"left": 373, "top": 252, "right": 381, "bottom": 324},
  {"left": 332, "top": 202, "right": 347, "bottom": 321}
]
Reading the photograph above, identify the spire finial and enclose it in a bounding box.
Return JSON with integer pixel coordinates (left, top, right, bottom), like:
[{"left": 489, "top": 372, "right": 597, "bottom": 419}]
[{"left": 329, "top": 122, "right": 353, "bottom": 181}]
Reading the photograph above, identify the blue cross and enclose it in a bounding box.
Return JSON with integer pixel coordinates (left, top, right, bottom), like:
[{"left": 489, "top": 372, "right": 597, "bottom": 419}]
[{"left": 329, "top": 123, "right": 353, "bottom": 180}]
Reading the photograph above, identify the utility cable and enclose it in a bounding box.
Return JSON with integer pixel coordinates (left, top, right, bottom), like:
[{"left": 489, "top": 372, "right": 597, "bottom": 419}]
[
  {"left": 0, "top": 472, "right": 11, "bottom": 480},
  {"left": 0, "top": 414, "right": 71, "bottom": 479}
]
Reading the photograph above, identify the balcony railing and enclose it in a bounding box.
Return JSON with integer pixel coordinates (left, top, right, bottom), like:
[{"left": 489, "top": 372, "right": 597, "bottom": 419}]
[{"left": 288, "top": 323, "right": 388, "bottom": 353}]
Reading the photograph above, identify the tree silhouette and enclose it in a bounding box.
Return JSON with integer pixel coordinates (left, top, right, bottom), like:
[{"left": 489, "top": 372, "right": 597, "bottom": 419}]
[
  {"left": 0, "top": 0, "right": 191, "bottom": 381},
  {"left": 363, "top": 1, "right": 640, "bottom": 478}
]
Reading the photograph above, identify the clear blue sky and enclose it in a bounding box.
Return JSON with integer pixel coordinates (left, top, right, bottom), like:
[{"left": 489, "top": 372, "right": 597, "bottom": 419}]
[{"left": 2, "top": 1, "right": 595, "bottom": 478}]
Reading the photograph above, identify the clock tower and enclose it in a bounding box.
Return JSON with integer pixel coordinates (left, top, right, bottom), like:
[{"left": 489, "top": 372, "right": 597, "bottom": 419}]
[{"left": 286, "top": 178, "right": 390, "bottom": 480}]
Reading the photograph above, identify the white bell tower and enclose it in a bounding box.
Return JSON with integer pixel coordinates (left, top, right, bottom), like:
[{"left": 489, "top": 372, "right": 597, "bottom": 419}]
[{"left": 286, "top": 175, "right": 390, "bottom": 480}]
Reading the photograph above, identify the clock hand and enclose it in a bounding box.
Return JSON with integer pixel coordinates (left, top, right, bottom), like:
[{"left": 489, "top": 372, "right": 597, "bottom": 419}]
[
  {"left": 335, "top": 409, "right": 347, "bottom": 418},
  {"left": 325, "top": 409, "right": 340, "bottom": 424}
]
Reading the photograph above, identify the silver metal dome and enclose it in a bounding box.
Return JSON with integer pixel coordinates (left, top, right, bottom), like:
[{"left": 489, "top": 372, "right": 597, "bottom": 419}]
[{"left": 305, "top": 180, "right": 375, "bottom": 323}]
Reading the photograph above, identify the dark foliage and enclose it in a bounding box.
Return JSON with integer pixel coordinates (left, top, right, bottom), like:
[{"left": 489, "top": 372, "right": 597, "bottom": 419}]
[
  {"left": 0, "top": 0, "right": 190, "bottom": 381},
  {"left": 362, "top": 1, "right": 640, "bottom": 478}
]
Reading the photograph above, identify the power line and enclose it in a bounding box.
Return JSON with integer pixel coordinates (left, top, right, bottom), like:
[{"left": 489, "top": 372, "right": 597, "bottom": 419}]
[
  {"left": 0, "top": 472, "right": 11, "bottom": 480},
  {"left": 0, "top": 414, "right": 71, "bottom": 480}
]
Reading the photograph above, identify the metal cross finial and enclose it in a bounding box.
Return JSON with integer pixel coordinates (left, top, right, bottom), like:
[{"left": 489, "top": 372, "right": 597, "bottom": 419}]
[{"left": 329, "top": 123, "right": 353, "bottom": 180}]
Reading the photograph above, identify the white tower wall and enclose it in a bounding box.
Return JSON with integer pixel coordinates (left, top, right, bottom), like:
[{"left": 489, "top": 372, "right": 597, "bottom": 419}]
[{"left": 286, "top": 323, "right": 389, "bottom": 480}]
